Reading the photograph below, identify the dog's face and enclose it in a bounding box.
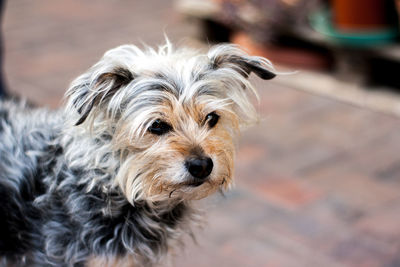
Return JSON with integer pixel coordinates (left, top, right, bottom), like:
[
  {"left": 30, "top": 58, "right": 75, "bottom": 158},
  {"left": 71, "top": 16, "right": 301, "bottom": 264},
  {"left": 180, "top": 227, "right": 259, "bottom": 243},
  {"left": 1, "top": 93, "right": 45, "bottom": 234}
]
[{"left": 66, "top": 43, "right": 275, "bottom": 202}]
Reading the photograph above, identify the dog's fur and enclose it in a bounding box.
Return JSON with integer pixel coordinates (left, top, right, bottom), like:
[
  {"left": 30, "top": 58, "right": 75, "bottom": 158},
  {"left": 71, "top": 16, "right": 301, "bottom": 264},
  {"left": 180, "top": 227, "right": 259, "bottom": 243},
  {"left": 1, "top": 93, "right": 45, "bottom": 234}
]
[{"left": 0, "top": 42, "right": 275, "bottom": 267}]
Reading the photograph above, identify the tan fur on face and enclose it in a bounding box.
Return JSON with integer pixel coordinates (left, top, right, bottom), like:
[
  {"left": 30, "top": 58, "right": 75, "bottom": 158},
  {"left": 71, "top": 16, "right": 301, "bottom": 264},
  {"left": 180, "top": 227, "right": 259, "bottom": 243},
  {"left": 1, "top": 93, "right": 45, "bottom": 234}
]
[{"left": 113, "top": 97, "right": 239, "bottom": 203}]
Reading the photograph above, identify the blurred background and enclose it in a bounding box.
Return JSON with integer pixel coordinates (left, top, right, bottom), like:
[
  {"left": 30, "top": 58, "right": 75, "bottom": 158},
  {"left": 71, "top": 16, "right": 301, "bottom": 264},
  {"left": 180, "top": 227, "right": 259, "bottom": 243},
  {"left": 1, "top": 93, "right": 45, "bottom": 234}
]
[{"left": 3, "top": 0, "right": 400, "bottom": 266}]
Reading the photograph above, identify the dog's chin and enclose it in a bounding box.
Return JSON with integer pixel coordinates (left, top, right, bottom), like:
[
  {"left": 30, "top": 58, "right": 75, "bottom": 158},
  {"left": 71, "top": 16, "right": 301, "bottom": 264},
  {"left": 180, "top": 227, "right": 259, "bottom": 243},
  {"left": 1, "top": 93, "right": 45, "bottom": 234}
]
[
  {"left": 142, "top": 174, "right": 231, "bottom": 202},
  {"left": 187, "top": 180, "right": 205, "bottom": 187},
  {"left": 170, "top": 177, "right": 226, "bottom": 200},
  {"left": 180, "top": 177, "right": 209, "bottom": 187}
]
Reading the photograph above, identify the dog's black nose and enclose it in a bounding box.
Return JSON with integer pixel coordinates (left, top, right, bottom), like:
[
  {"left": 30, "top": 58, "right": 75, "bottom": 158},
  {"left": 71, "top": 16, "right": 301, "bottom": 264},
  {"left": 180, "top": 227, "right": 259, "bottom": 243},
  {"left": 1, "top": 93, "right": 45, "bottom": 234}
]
[{"left": 185, "top": 157, "right": 213, "bottom": 179}]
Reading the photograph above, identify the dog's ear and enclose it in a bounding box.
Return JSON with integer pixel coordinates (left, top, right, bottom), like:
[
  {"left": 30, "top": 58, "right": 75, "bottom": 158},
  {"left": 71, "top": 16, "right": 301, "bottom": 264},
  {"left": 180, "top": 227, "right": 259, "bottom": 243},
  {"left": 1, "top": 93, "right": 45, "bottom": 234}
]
[
  {"left": 208, "top": 44, "right": 276, "bottom": 80},
  {"left": 68, "top": 67, "right": 134, "bottom": 126}
]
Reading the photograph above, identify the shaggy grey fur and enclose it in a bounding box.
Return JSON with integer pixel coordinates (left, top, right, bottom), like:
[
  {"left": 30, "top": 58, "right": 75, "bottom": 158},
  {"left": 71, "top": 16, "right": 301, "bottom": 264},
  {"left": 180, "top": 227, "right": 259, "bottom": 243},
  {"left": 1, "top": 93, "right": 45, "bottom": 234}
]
[{"left": 0, "top": 43, "right": 275, "bottom": 267}]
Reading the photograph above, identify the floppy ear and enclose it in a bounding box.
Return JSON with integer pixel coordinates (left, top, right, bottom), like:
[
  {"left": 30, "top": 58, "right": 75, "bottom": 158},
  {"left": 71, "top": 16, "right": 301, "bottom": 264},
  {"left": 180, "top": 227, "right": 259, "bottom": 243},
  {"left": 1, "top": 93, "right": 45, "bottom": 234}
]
[
  {"left": 208, "top": 44, "right": 276, "bottom": 80},
  {"left": 67, "top": 66, "right": 134, "bottom": 126}
]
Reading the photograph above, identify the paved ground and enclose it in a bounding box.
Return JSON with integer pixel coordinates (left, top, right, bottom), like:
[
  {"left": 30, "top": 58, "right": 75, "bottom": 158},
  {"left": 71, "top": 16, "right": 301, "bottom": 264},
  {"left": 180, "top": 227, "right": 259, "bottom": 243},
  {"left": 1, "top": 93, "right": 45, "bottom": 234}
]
[{"left": 3, "top": 1, "right": 400, "bottom": 266}]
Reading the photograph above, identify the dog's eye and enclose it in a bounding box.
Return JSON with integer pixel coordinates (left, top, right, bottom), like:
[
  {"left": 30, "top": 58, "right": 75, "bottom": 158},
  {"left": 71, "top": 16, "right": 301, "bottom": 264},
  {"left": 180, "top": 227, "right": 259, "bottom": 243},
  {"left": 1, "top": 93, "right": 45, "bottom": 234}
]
[
  {"left": 206, "top": 112, "right": 220, "bottom": 128},
  {"left": 148, "top": 119, "right": 172, "bottom": 135}
]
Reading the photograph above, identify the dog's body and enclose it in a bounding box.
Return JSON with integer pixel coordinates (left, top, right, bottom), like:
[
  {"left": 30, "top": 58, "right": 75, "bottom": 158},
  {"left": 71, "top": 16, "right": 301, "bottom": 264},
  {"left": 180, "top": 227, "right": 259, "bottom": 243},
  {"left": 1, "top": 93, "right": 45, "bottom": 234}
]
[{"left": 0, "top": 43, "right": 275, "bottom": 266}]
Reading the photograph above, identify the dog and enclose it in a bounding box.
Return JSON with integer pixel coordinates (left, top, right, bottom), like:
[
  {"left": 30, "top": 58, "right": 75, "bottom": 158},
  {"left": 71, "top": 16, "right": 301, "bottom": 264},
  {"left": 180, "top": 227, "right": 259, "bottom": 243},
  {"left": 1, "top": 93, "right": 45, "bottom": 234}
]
[{"left": 0, "top": 42, "right": 275, "bottom": 266}]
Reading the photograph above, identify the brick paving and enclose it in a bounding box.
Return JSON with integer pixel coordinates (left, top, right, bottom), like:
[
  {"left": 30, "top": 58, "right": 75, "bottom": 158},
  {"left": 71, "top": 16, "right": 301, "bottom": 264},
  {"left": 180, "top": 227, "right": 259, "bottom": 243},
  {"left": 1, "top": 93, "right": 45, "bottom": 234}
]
[{"left": 3, "top": 1, "right": 400, "bottom": 266}]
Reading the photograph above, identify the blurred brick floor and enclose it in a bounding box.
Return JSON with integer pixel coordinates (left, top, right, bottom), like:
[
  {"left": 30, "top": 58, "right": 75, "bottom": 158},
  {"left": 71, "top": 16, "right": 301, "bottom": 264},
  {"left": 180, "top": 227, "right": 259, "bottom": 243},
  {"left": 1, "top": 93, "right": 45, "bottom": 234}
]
[{"left": 3, "top": 1, "right": 400, "bottom": 267}]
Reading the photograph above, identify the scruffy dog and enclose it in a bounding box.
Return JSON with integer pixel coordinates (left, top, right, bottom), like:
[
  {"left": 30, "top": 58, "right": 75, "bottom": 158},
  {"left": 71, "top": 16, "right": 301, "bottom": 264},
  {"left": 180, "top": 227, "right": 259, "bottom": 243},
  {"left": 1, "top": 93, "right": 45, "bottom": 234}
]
[{"left": 0, "top": 42, "right": 275, "bottom": 266}]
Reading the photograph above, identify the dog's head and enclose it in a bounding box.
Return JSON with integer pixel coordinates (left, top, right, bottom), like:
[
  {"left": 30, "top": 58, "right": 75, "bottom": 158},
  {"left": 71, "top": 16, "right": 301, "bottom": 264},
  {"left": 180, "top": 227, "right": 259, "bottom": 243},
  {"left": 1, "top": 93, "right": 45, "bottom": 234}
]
[{"left": 65, "top": 42, "right": 275, "bottom": 203}]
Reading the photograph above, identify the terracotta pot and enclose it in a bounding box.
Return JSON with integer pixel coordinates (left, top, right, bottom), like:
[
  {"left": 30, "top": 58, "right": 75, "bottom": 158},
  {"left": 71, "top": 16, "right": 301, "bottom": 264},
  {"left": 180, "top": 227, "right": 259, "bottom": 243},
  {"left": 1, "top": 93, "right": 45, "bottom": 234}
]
[
  {"left": 332, "top": 0, "right": 390, "bottom": 31},
  {"left": 396, "top": 0, "right": 400, "bottom": 27}
]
